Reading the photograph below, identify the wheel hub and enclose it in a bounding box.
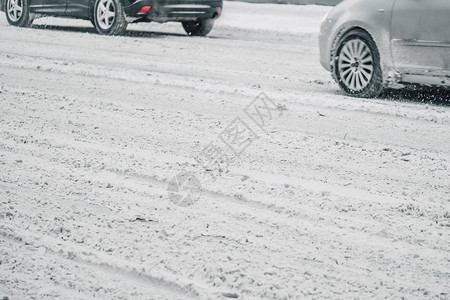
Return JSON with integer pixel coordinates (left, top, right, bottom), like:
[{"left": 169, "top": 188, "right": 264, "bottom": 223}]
[
  {"left": 97, "top": 0, "right": 115, "bottom": 30},
  {"left": 351, "top": 60, "right": 360, "bottom": 70},
  {"left": 7, "top": 0, "right": 23, "bottom": 22}
]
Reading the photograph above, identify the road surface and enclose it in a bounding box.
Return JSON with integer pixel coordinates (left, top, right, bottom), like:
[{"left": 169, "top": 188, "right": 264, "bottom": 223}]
[{"left": 0, "top": 2, "right": 449, "bottom": 299}]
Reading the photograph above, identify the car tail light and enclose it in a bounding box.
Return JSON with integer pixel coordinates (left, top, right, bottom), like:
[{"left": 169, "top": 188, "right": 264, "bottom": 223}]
[
  {"left": 216, "top": 7, "right": 222, "bottom": 14},
  {"left": 138, "top": 6, "right": 151, "bottom": 14}
]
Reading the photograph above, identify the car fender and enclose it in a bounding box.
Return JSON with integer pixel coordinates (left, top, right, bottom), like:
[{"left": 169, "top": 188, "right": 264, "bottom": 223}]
[{"left": 324, "top": 0, "right": 399, "bottom": 86}]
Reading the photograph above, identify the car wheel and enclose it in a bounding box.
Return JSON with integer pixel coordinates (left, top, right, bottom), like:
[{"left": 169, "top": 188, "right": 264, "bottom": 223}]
[
  {"left": 5, "top": 0, "right": 34, "bottom": 27},
  {"left": 182, "top": 19, "right": 214, "bottom": 36},
  {"left": 334, "top": 29, "right": 383, "bottom": 98},
  {"left": 93, "top": 0, "right": 128, "bottom": 36}
]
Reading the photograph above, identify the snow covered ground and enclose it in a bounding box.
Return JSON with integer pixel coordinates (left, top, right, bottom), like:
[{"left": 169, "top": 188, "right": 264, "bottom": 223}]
[{"left": 1, "top": 2, "right": 449, "bottom": 299}]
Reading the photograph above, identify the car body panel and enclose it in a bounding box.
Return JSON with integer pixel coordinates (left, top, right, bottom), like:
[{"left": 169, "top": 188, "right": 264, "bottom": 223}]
[
  {"left": 31, "top": 0, "right": 67, "bottom": 14},
  {"left": 65, "top": 0, "right": 91, "bottom": 18},
  {"left": 391, "top": 0, "right": 450, "bottom": 78}
]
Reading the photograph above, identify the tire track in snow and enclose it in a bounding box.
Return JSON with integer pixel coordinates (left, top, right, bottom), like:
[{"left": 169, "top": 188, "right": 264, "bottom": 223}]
[
  {"left": 1, "top": 139, "right": 448, "bottom": 258},
  {"left": 0, "top": 227, "right": 202, "bottom": 299}
]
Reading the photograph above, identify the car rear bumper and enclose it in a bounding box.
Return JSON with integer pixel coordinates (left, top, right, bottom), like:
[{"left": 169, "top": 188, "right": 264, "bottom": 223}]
[{"left": 124, "top": 0, "right": 222, "bottom": 21}]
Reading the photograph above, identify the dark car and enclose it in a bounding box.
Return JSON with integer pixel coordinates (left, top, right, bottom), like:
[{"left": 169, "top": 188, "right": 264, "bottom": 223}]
[{"left": 0, "top": 0, "right": 222, "bottom": 36}]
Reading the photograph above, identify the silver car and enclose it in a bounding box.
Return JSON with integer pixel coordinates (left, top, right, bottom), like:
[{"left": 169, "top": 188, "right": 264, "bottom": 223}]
[{"left": 319, "top": 0, "right": 450, "bottom": 98}]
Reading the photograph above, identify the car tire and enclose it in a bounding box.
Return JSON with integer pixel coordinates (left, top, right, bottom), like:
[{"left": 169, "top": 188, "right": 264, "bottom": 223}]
[
  {"left": 333, "top": 29, "right": 383, "bottom": 98},
  {"left": 5, "top": 0, "right": 34, "bottom": 27},
  {"left": 93, "top": 0, "right": 128, "bottom": 36},
  {"left": 182, "top": 19, "right": 214, "bottom": 36}
]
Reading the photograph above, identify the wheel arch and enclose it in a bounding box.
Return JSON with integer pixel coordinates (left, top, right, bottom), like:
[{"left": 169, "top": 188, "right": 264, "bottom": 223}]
[
  {"left": 87, "top": 0, "right": 96, "bottom": 20},
  {"left": 87, "top": 0, "right": 131, "bottom": 20},
  {"left": 330, "top": 22, "right": 395, "bottom": 86},
  {"left": 330, "top": 25, "right": 375, "bottom": 73}
]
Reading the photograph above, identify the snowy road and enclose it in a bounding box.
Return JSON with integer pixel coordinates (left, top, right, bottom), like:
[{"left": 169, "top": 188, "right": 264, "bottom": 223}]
[{"left": 1, "top": 2, "right": 450, "bottom": 299}]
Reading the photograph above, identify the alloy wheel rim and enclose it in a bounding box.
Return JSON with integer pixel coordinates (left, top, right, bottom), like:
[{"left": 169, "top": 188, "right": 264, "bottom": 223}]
[
  {"left": 97, "top": 0, "right": 115, "bottom": 30},
  {"left": 7, "top": 0, "right": 23, "bottom": 22},
  {"left": 338, "top": 39, "right": 373, "bottom": 92}
]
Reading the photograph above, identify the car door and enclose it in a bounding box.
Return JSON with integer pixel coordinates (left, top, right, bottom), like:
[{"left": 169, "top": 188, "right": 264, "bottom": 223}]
[
  {"left": 26, "top": 0, "right": 42, "bottom": 11},
  {"left": 65, "top": 0, "right": 90, "bottom": 18},
  {"left": 391, "top": 0, "right": 450, "bottom": 77},
  {"left": 31, "top": 0, "right": 67, "bottom": 14}
]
